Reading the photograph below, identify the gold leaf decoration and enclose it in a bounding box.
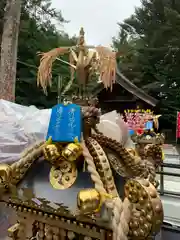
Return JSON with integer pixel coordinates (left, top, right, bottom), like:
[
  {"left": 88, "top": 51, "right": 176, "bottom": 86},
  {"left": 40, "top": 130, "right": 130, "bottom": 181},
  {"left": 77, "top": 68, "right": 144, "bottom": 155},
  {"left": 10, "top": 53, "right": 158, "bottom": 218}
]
[
  {"left": 95, "top": 46, "right": 117, "bottom": 90},
  {"left": 37, "top": 47, "right": 70, "bottom": 94}
]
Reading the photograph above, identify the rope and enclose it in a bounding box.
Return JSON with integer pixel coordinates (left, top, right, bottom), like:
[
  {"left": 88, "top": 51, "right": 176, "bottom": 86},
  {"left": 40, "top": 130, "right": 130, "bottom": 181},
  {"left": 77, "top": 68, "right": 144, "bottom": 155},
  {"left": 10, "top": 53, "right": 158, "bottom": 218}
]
[
  {"left": 10, "top": 141, "right": 46, "bottom": 184},
  {"left": 81, "top": 140, "right": 131, "bottom": 240},
  {"left": 81, "top": 141, "right": 106, "bottom": 193},
  {"left": 82, "top": 106, "right": 101, "bottom": 118},
  {"left": 11, "top": 141, "right": 44, "bottom": 170}
]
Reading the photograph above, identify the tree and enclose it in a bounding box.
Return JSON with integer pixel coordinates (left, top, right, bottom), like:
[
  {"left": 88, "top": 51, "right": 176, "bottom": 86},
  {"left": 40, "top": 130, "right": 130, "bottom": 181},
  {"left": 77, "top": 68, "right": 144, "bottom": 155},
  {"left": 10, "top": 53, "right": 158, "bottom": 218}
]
[
  {"left": 113, "top": 29, "right": 144, "bottom": 85},
  {"left": 114, "top": 0, "right": 180, "bottom": 126},
  {"left": 0, "top": 0, "right": 22, "bottom": 101},
  {"left": 0, "top": 0, "right": 6, "bottom": 45},
  {"left": 15, "top": 22, "right": 77, "bottom": 108},
  {"left": 0, "top": 0, "right": 77, "bottom": 107}
]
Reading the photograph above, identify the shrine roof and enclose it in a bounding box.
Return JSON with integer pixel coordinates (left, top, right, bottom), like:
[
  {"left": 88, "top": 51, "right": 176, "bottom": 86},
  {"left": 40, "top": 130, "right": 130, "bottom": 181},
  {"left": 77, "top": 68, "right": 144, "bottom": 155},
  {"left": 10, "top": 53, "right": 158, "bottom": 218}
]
[{"left": 92, "top": 67, "right": 158, "bottom": 107}]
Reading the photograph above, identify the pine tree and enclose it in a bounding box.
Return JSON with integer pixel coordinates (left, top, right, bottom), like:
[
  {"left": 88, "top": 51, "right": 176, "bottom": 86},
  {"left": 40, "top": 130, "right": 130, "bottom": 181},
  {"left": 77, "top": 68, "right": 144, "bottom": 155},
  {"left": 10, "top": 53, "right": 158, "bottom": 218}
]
[{"left": 114, "top": 0, "right": 180, "bottom": 125}]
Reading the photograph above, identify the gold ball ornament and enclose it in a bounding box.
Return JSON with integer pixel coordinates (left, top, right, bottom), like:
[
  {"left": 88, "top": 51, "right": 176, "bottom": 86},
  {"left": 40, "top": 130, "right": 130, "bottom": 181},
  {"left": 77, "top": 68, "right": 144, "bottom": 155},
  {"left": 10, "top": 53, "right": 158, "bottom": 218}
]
[
  {"left": 43, "top": 144, "right": 61, "bottom": 163},
  {"left": 0, "top": 164, "right": 12, "bottom": 182},
  {"left": 62, "top": 143, "right": 82, "bottom": 161},
  {"left": 77, "top": 189, "right": 101, "bottom": 214},
  {"left": 0, "top": 164, "right": 12, "bottom": 193},
  {"left": 77, "top": 188, "right": 113, "bottom": 215}
]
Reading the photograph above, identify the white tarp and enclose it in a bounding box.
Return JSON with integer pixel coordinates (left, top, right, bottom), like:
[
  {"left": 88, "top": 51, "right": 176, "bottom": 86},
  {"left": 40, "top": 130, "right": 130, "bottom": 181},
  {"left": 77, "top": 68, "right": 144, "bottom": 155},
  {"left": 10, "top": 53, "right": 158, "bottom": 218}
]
[{"left": 0, "top": 99, "right": 51, "bottom": 163}]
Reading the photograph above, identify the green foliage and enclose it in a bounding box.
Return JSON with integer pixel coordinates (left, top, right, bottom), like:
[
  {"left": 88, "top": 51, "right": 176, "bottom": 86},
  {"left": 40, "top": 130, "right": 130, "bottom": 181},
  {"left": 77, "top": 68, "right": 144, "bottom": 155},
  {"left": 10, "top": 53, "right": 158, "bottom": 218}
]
[
  {"left": 0, "top": 0, "right": 77, "bottom": 108},
  {"left": 113, "top": 0, "right": 180, "bottom": 126},
  {"left": 0, "top": 0, "right": 100, "bottom": 108},
  {"left": 16, "top": 0, "right": 78, "bottom": 108}
]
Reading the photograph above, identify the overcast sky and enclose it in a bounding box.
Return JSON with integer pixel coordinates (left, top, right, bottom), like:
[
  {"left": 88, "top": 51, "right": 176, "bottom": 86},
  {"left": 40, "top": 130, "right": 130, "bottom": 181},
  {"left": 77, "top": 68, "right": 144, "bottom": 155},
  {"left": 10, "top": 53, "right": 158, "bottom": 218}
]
[{"left": 51, "top": 0, "right": 141, "bottom": 47}]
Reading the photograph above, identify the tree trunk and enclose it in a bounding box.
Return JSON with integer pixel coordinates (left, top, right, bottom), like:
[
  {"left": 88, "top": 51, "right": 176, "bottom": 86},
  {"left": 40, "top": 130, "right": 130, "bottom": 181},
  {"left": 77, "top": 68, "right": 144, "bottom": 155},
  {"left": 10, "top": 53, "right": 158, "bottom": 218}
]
[
  {"left": 0, "top": 0, "right": 22, "bottom": 101},
  {"left": 0, "top": 0, "right": 6, "bottom": 48}
]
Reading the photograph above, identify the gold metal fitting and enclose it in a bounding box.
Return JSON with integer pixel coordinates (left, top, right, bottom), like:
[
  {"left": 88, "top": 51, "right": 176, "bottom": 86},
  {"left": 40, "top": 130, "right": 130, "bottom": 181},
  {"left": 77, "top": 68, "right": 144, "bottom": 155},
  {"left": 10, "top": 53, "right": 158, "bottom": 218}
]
[
  {"left": 62, "top": 143, "right": 82, "bottom": 161},
  {"left": 125, "top": 178, "right": 163, "bottom": 239},
  {"left": 43, "top": 144, "right": 61, "bottom": 163},
  {"left": 0, "top": 164, "right": 12, "bottom": 182},
  {"left": 126, "top": 148, "right": 137, "bottom": 156},
  {"left": 49, "top": 162, "right": 77, "bottom": 190},
  {"left": 77, "top": 188, "right": 101, "bottom": 214}
]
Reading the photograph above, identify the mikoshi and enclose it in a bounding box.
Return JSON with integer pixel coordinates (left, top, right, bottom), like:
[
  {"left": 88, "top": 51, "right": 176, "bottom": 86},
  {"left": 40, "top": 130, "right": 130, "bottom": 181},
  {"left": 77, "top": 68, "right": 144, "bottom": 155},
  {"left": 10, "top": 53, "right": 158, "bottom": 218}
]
[{"left": 0, "top": 28, "right": 164, "bottom": 240}]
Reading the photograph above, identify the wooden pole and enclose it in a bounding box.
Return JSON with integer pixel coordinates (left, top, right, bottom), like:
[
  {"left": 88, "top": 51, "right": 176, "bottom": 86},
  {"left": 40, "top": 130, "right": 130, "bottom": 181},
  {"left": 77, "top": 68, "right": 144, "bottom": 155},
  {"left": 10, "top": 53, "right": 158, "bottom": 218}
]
[{"left": 57, "top": 75, "right": 63, "bottom": 104}]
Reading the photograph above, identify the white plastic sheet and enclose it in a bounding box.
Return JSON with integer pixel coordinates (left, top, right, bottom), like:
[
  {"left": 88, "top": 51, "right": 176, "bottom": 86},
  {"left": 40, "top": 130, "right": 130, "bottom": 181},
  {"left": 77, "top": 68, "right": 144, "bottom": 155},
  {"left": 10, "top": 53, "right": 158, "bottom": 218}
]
[
  {"left": 0, "top": 99, "right": 51, "bottom": 163},
  {"left": 97, "top": 110, "right": 134, "bottom": 148}
]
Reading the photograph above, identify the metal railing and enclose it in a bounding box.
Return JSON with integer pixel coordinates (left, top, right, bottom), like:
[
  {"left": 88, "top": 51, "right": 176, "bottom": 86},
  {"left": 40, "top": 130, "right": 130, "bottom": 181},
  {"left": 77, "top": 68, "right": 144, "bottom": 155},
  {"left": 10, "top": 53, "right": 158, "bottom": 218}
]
[{"left": 156, "top": 162, "right": 180, "bottom": 197}]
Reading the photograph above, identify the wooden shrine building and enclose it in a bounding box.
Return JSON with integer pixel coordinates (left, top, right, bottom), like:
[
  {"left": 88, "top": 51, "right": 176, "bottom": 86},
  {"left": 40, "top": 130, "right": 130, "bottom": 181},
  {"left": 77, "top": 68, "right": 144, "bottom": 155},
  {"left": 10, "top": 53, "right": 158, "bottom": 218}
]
[{"left": 93, "top": 68, "right": 158, "bottom": 113}]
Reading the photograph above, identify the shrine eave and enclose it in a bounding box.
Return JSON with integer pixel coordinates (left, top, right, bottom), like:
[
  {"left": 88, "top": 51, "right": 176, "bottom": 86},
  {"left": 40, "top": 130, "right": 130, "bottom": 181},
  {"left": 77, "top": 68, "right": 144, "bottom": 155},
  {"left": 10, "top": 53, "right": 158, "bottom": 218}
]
[
  {"left": 116, "top": 67, "right": 158, "bottom": 107},
  {"left": 92, "top": 67, "right": 158, "bottom": 107}
]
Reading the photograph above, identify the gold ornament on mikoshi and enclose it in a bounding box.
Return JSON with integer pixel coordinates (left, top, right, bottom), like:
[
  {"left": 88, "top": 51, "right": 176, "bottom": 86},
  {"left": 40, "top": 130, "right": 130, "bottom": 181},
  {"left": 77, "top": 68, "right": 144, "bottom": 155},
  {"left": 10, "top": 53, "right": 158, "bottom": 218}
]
[
  {"left": 62, "top": 143, "right": 82, "bottom": 161},
  {"left": 43, "top": 144, "right": 61, "bottom": 162},
  {"left": 49, "top": 162, "right": 77, "bottom": 190},
  {"left": 126, "top": 148, "right": 137, "bottom": 156},
  {"left": 77, "top": 189, "right": 101, "bottom": 214},
  {"left": 153, "top": 115, "right": 161, "bottom": 130},
  {"left": 37, "top": 27, "right": 117, "bottom": 94},
  {"left": 77, "top": 189, "right": 112, "bottom": 214},
  {"left": 0, "top": 164, "right": 12, "bottom": 183}
]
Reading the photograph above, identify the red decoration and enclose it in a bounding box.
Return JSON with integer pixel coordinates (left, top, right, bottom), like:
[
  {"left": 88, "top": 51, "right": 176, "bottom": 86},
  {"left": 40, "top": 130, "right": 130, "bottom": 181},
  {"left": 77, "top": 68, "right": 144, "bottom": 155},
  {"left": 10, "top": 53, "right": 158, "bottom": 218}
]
[
  {"left": 176, "top": 112, "right": 180, "bottom": 139},
  {"left": 124, "top": 109, "right": 153, "bottom": 135},
  {"left": 137, "top": 128, "right": 144, "bottom": 135}
]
